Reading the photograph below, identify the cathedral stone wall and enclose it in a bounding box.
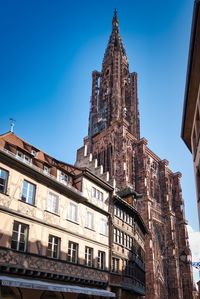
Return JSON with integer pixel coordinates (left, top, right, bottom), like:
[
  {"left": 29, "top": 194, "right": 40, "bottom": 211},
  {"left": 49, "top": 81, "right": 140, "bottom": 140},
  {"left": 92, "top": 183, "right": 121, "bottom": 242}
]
[{"left": 76, "top": 10, "right": 195, "bottom": 299}]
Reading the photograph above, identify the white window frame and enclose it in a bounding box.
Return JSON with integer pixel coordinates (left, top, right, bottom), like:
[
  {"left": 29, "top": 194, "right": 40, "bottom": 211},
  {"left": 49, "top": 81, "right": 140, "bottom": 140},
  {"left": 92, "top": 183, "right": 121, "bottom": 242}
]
[
  {"left": 0, "top": 168, "right": 9, "bottom": 194},
  {"left": 68, "top": 241, "right": 79, "bottom": 263},
  {"left": 16, "top": 150, "right": 32, "bottom": 164},
  {"left": 86, "top": 211, "right": 94, "bottom": 230},
  {"left": 91, "top": 186, "right": 104, "bottom": 202},
  {"left": 97, "top": 250, "right": 105, "bottom": 270},
  {"left": 21, "top": 180, "right": 36, "bottom": 205},
  {"left": 67, "top": 202, "right": 78, "bottom": 223},
  {"left": 44, "top": 165, "right": 50, "bottom": 175},
  {"left": 47, "top": 234, "right": 60, "bottom": 259},
  {"left": 100, "top": 218, "right": 107, "bottom": 236},
  {"left": 47, "top": 191, "right": 59, "bottom": 214},
  {"left": 85, "top": 246, "right": 93, "bottom": 267},
  {"left": 11, "top": 221, "right": 29, "bottom": 252},
  {"left": 58, "top": 170, "right": 68, "bottom": 185}
]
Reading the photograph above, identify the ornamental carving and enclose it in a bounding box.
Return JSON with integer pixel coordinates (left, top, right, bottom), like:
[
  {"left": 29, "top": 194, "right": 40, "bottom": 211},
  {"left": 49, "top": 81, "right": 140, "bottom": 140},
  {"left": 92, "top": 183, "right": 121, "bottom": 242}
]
[{"left": 0, "top": 248, "right": 108, "bottom": 282}]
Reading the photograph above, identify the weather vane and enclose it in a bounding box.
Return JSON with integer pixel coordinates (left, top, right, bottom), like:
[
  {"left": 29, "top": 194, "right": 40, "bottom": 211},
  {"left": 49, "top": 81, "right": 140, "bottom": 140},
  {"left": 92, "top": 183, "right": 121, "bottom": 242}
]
[{"left": 9, "top": 118, "right": 16, "bottom": 133}]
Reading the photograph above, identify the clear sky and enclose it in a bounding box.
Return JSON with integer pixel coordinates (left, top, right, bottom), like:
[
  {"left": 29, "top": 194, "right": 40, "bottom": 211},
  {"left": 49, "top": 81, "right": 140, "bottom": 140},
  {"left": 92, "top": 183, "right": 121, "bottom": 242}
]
[{"left": 0, "top": 0, "right": 198, "bottom": 235}]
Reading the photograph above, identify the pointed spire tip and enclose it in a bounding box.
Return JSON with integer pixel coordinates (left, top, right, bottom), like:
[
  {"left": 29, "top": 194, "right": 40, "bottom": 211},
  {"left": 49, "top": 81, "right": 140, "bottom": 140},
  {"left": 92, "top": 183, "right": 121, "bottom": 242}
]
[{"left": 112, "top": 8, "right": 119, "bottom": 28}]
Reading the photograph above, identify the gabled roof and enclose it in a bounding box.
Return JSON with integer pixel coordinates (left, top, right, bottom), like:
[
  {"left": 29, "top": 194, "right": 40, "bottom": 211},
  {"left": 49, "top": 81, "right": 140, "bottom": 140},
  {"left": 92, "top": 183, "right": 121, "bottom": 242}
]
[{"left": 0, "top": 131, "right": 81, "bottom": 176}]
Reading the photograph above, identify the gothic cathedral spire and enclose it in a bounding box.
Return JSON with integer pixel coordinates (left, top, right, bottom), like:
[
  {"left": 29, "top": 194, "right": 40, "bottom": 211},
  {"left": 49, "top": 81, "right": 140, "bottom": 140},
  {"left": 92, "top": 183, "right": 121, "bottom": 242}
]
[
  {"left": 76, "top": 11, "right": 194, "bottom": 299},
  {"left": 88, "top": 10, "right": 140, "bottom": 140}
]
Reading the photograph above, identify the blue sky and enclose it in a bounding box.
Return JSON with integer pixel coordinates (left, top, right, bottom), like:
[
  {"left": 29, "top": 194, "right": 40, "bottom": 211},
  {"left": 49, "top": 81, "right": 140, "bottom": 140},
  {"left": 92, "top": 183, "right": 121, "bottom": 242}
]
[{"left": 0, "top": 0, "right": 198, "bottom": 233}]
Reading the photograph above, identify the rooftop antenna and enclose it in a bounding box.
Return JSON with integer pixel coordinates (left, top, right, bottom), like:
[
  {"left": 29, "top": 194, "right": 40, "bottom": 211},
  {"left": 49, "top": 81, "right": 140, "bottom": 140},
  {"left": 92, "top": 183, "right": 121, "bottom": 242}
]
[{"left": 9, "top": 118, "right": 16, "bottom": 133}]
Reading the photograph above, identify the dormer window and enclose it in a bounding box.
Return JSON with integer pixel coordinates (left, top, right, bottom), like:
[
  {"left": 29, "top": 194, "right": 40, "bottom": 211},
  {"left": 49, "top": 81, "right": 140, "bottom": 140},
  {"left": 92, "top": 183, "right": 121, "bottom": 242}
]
[
  {"left": 58, "top": 170, "right": 68, "bottom": 185},
  {"left": 31, "top": 150, "right": 37, "bottom": 157},
  {"left": 44, "top": 165, "right": 50, "bottom": 175},
  {"left": 16, "top": 151, "right": 31, "bottom": 165}
]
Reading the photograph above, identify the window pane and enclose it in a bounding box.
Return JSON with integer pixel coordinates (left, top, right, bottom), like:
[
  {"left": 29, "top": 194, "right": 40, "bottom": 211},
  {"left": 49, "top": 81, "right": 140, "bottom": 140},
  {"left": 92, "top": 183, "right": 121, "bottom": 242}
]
[
  {"left": 98, "top": 251, "right": 105, "bottom": 269},
  {"left": 86, "top": 211, "right": 94, "bottom": 229},
  {"left": 48, "top": 192, "right": 58, "bottom": 214},
  {"left": 0, "top": 168, "right": 8, "bottom": 193},
  {"left": 47, "top": 235, "right": 60, "bottom": 259},
  {"left": 21, "top": 180, "right": 35, "bottom": 205},
  {"left": 100, "top": 219, "right": 107, "bottom": 235},
  {"left": 85, "top": 247, "right": 93, "bottom": 266},
  {"left": 68, "top": 241, "right": 78, "bottom": 263},
  {"left": 68, "top": 202, "right": 78, "bottom": 222},
  {"left": 11, "top": 221, "right": 28, "bottom": 252}
]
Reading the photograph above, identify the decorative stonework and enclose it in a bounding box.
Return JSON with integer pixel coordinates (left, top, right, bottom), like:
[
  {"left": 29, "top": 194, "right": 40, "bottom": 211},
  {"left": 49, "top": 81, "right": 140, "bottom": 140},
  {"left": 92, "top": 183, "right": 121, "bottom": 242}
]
[
  {"left": 76, "top": 10, "right": 194, "bottom": 299},
  {"left": 18, "top": 202, "right": 36, "bottom": 218},
  {"left": 0, "top": 194, "right": 12, "bottom": 208},
  {"left": 0, "top": 248, "right": 108, "bottom": 282}
]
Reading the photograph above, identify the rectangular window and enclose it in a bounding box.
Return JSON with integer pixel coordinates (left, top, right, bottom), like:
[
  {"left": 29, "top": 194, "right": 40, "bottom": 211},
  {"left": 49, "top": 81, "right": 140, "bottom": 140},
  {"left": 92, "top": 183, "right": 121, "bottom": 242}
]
[
  {"left": 68, "top": 241, "right": 78, "bottom": 263},
  {"left": 11, "top": 221, "right": 28, "bottom": 252},
  {"left": 91, "top": 187, "right": 103, "bottom": 201},
  {"left": 123, "top": 259, "right": 128, "bottom": 274},
  {"left": 126, "top": 214, "right": 129, "bottom": 224},
  {"left": 47, "top": 192, "right": 59, "bottom": 214},
  {"left": 120, "top": 231, "right": 124, "bottom": 245},
  {"left": 130, "top": 237, "right": 133, "bottom": 249},
  {"left": 16, "top": 151, "right": 31, "bottom": 164},
  {"left": 113, "top": 228, "right": 117, "bottom": 243},
  {"left": 97, "top": 251, "right": 105, "bottom": 270},
  {"left": 67, "top": 202, "right": 78, "bottom": 222},
  {"left": 86, "top": 211, "right": 94, "bottom": 229},
  {"left": 112, "top": 257, "right": 120, "bottom": 273},
  {"left": 21, "top": 180, "right": 36, "bottom": 205},
  {"left": 58, "top": 170, "right": 68, "bottom": 185},
  {"left": 0, "top": 168, "right": 9, "bottom": 194},
  {"left": 116, "top": 229, "right": 120, "bottom": 244},
  {"left": 124, "top": 233, "right": 127, "bottom": 248},
  {"left": 44, "top": 166, "right": 50, "bottom": 175},
  {"left": 85, "top": 246, "right": 93, "bottom": 267},
  {"left": 47, "top": 235, "right": 60, "bottom": 259},
  {"left": 100, "top": 218, "right": 107, "bottom": 235},
  {"left": 114, "top": 205, "right": 117, "bottom": 216}
]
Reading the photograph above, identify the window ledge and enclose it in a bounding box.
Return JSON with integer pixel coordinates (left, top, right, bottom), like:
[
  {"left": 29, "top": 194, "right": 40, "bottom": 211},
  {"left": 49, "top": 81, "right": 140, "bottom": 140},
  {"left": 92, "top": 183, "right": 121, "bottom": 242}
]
[
  {"left": 85, "top": 226, "right": 95, "bottom": 232},
  {"left": 44, "top": 209, "right": 60, "bottom": 217},
  {"left": 0, "top": 192, "right": 9, "bottom": 197},
  {"left": 66, "top": 218, "right": 79, "bottom": 225},
  {"left": 19, "top": 199, "right": 36, "bottom": 208},
  {"left": 100, "top": 233, "right": 108, "bottom": 237}
]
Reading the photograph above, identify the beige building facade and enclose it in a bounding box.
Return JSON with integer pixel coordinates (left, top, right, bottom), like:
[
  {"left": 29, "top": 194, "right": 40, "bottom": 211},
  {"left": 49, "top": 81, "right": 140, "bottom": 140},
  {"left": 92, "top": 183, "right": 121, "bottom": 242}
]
[{"left": 0, "top": 132, "right": 115, "bottom": 299}]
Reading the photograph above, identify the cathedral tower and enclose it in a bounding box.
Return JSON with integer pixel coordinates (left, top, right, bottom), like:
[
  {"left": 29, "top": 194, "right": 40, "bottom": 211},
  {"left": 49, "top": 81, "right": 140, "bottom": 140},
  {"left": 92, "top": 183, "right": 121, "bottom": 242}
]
[{"left": 76, "top": 10, "right": 194, "bottom": 299}]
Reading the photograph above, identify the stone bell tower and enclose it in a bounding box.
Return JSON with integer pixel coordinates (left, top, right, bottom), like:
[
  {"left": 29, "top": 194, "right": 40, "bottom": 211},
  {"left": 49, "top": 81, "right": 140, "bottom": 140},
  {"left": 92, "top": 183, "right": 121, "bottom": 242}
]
[
  {"left": 89, "top": 9, "right": 140, "bottom": 139},
  {"left": 79, "top": 10, "right": 140, "bottom": 189},
  {"left": 76, "top": 10, "right": 194, "bottom": 299}
]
